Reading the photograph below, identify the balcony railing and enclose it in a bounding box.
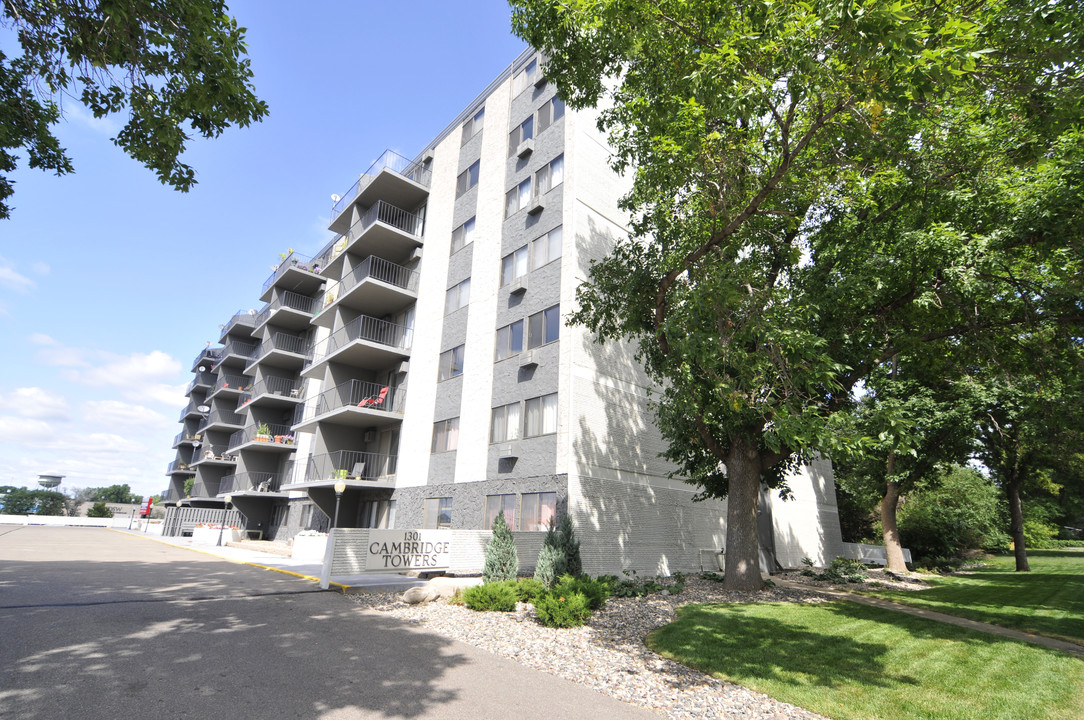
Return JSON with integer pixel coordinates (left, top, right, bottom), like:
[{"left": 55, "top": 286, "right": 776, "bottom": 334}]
[
  {"left": 228, "top": 423, "right": 297, "bottom": 450},
  {"left": 254, "top": 290, "right": 318, "bottom": 328},
  {"left": 301, "top": 380, "right": 405, "bottom": 423},
  {"left": 342, "top": 255, "right": 420, "bottom": 298},
  {"left": 166, "top": 460, "right": 194, "bottom": 474},
  {"left": 172, "top": 431, "right": 201, "bottom": 447},
  {"left": 192, "top": 445, "right": 235, "bottom": 464},
  {"left": 305, "top": 450, "right": 398, "bottom": 483},
  {"left": 330, "top": 149, "right": 432, "bottom": 222},
  {"left": 178, "top": 401, "right": 203, "bottom": 421},
  {"left": 186, "top": 372, "right": 216, "bottom": 394},
  {"left": 237, "top": 376, "right": 303, "bottom": 410},
  {"left": 212, "top": 374, "right": 252, "bottom": 396},
  {"left": 161, "top": 488, "right": 176, "bottom": 502},
  {"left": 221, "top": 310, "right": 257, "bottom": 337},
  {"left": 217, "top": 339, "right": 259, "bottom": 364},
  {"left": 189, "top": 481, "right": 218, "bottom": 498},
  {"left": 199, "top": 407, "right": 246, "bottom": 431},
  {"left": 254, "top": 332, "right": 311, "bottom": 360},
  {"left": 219, "top": 471, "right": 283, "bottom": 494},
  {"left": 316, "top": 202, "right": 424, "bottom": 273},
  {"left": 261, "top": 252, "right": 317, "bottom": 296},
  {"left": 192, "top": 346, "right": 222, "bottom": 371},
  {"left": 308, "top": 315, "right": 412, "bottom": 366}
]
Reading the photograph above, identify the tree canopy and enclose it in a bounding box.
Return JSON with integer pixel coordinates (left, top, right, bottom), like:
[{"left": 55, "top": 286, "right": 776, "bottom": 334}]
[
  {"left": 511, "top": 0, "right": 1083, "bottom": 589},
  {"left": 0, "top": 0, "right": 268, "bottom": 218}
]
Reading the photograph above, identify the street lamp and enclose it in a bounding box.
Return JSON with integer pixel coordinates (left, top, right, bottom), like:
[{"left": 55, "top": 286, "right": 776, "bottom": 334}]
[
  {"left": 217, "top": 494, "right": 232, "bottom": 546},
  {"left": 333, "top": 479, "right": 346, "bottom": 529}
]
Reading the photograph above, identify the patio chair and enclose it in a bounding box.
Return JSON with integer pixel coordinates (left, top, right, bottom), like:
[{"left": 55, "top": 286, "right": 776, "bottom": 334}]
[{"left": 358, "top": 386, "right": 389, "bottom": 409}]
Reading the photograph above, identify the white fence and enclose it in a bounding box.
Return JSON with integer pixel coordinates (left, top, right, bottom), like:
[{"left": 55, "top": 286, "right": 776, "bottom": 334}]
[{"left": 0, "top": 514, "right": 164, "bottom": 534}]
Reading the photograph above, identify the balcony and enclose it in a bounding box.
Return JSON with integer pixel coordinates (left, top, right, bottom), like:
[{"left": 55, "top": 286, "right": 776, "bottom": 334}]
[
  {"left": 260, "top": 252, "right": 324, "bottom": 302},
  {"left": 190, "top": 445, "right": 236, "bottom": 467},
  {"left": 304, "top": 450, "right": 398, "bottom": 484},
  {"left": 245, "top": 332, "right": 311, "bottom": 373},
  {"left": 236, "top": 376, "right": 303, "bottom": 411},
  {"left": 166, "top": 460, "right": 195, "bottom": 475},
  {"left": 219, "top": 471, "right": 284, "bottom": 495},
  {"left": 227, "top": 423, "right": 298, "bottom": 452},
  {"left": 215, "top": 338, "right": 259, "bottom": 368},
  {"left": 172, "top": 431, "right": 202, "bottom": 448},
  {"left": 219, "top": 310, "right": 257, "bottom": 342},
  {"left": 209, "top": 373, "right": 252, "bottom": 398},
  {"left": 198, "top": 407, "right": 246, "bottom": 433},
  {"left": 253, "top": 290, "right": 318, "bottom": 331},
  {"left": 293, "top": 380, "right": 405, "bottom": 432},
  {"left": 329, "top": 149, "right": 432, "bottom": 234},
  {"left": 188, "top": 480, "right": 222, "bottom": 498},
  {"left": 161, "top": 488, "right": 176, "bottom": 502},
  {"left": 318, "top": 201, "right": 424, "bottom": 278},
  {"left": 191, "top": 346, "right": 222, "bottom": 373},
  {"left": 178, "top": 401, "right": 204, "bottom": 421},
  {"left": 314, "top": 256, "right": 419, "bottom": 326},
  {"left": 186, "top": 372, "right": 215, "bottom": 394},
  {"left": 302, "top": 315, "right": 411, "bottom": 379}
]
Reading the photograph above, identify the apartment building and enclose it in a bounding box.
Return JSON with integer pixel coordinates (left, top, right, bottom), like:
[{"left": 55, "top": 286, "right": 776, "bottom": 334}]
[{"left": 162, "top": 49, "right": 846, "bottom": 574}]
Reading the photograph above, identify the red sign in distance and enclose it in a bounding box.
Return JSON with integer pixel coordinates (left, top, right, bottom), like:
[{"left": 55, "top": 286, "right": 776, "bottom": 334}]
[{"left": 141, "top": 497, "right": 153, "bottom": 517}]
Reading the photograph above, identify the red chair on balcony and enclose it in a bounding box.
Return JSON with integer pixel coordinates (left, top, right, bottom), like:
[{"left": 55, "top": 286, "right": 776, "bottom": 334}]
[{"left": 358, "top": 386, "right": 389, "bottom": 409}]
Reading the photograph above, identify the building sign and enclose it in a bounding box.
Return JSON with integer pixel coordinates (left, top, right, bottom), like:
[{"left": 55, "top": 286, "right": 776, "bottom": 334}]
[{"left": 366, "top": 529, "right": 451, "bottom": 570}]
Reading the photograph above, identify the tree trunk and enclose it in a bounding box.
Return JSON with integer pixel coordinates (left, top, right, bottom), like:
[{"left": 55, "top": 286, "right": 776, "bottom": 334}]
[
  {"left": 723, "top": 438, "right": 765, "bottom": 591},
  {"left": 1007, "top": 480, "right": 1030, "bottom": 572},
  {"left": 880, "top": 475, "right": 909, "bottom": 573}
]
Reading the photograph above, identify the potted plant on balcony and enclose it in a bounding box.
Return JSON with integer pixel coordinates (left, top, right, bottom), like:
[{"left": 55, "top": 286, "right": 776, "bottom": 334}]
[
  {"left": 283, "top": 435, "right": 295, "bottom": 445},
  {"left": 255, "top": 422, "right": 272, "bottom": 442}
]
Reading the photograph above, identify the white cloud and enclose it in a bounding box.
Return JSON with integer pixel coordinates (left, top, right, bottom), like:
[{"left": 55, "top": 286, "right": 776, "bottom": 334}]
[
  {"left": 0, "top": 257, "right": 35, "bottom": 293},
  {"left": 81, "top": 400, "right": 170, "bottom": 429},
  {"left": 65, "top": 102, "right": 123, "bottom": 135},
  {"left": 31, "top": 262, "right": 50, "bottom": 276},
  {"left": 64, "top": 349, "right": 181, "bottom": 387},
  {"left": 29, "top": 333, "right": 57, "bottom": 346},
  {"left": 0, "top": 387, "right": 71, "bottom": 421}
]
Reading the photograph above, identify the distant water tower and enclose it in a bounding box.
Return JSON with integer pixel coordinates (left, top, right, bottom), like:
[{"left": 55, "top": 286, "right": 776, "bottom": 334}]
[{"left": 37, "top": 473, "right": 64, "bottom": 489}]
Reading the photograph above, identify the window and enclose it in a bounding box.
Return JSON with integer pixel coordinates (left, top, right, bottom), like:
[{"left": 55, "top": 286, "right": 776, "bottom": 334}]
[
  {"left": 535, "top": 155, "right": 564, "bottom": 196},
  {"left": 490, "top": 402, "right": 522, "bottom": 443},
  {"left": 500, "top": 245, "right": 529, "bottom": 286},
  {"left": 530, "top": 226, "right": 562, "bottom": 271},
  {"left": 484, "top": 494, "right": 517, "bottom": 530},
  {"left": 451, "top": 217, "right": 475, "bottom": 255},
  {"left": 461, "top": 107, "right": 484, "bottom": 144},
  {"left": 505, "top": 177, "right": 531, "bottom": 218},
  {"left": 456, "top": 160, "right": 480, "bottom": 198},
  {"left": 527, "top": 305, "right": 560, "bottom": 348},
  {"left": 538, "top": 97, "right": 565, "bottom": 133},
  {"left": 424, "top": 497, "right": 453, "bottom": 529},
  {"left": 508, "top": 115, "right": 535, "bottom": 156},
  {"left": 524, "top": 393, "right": 558, "bottom": 437},
  {"left": 512, "top": 58, "right": 539, "bottom": 95},
  {"left": 445, "top": 278, "right": 470, "bottom": 314},
  {"left": 495, "top": 320, "right": 524, "bottom": 360},
  {"left": 520, "top": 491, "right": 557, "bottom": 531},
  {"left": 431, "top": 418, "right": 459, "bottom": 453},
  {"left": 438, "top": 345, "right": 464, "bottom": 381}
]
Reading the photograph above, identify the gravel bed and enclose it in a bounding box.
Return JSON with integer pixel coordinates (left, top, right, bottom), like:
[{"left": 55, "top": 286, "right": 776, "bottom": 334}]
[{"left": 350, "top": 577, "right": 833, "bottom": 719}]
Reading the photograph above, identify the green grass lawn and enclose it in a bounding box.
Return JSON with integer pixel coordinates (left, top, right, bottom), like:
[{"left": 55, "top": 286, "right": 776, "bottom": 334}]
[
  {"left": 647, "top": 601, "right": 1084, "bottom": 720},
  {"left": 865, "top": 549, "right": 1084, "bottom": 644}
]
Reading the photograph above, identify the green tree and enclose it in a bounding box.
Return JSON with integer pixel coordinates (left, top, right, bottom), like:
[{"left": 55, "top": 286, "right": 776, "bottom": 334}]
[
  {"left": 512, "top": 0, "right": 1083, "bottom": 589},
  {"left": 86, "top": 502, "right": 114, "bottom": 519},
  {"left": 1, "top": 488, "right": 36, "bottom": 514},
  {"left": 0, "top": 0, "right": 268, "bottom": 218},
  {"left": 483, "top": 510, "right": 519, "bottom": 583},
  {"left": 89, "top": 484, "right": 141, "bottom": 504}
]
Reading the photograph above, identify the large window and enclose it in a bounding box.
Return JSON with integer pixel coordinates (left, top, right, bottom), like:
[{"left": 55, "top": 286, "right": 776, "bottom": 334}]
[
  {"left": 461, "top": 107, "right": 484, "bottom": 144},
  {"left": 451, "top": 217, "right": 475, "bottom": 255},
  {"left": 530, "top": 226, "right": 562, "bottom": 271},
  {"left": 537, "top": 97, "right": 565, "bottom": 133},
  {"left": 456, "top": 160, "right": 480, "bottom": 198},
  {"left": 495, "top": 319, "right": 524, "bottom": 360},
  {"left": 527, "top": 305, "right": 560, "bottom": 349},
  {"left": 521, "top": 491, "right": 557, "bottom": 531},
  {"left": 445, "top": 278, "right": 471, "bottom": 315},
  {"left": 512, "top": 58, "right": 539, "bottom": 95},
  {"left": 490, "top": 402, "right": 522, "bottom": 443},
  {"left": 535, "top": 155, "right": 564, "bottom": 196},
  {"left": 524, "top": 393, "right": 558, "bottom": 437},
  {"left": 431, "top": 418, "right": 459, "bottom": 453},
  {"left": 424, "top": 497, "right": 452, "bottom": 529},
  {"left": 508, "top": 115, "right": 534, "bottom": 156},
  {"left": 484, "top": 494, "right": 517, "bottom": 530},
  {"left": 438, "top": 345, "right": 464, "bottom": 381},
  {"left": 500, "top": 245, "right": 529, "bottom": 286},
  {"left": 505, "top": 177, "right": 532, "bottom": 218}
]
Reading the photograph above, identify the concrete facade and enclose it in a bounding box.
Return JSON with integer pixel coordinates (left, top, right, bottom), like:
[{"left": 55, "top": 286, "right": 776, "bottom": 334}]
[{"left": 161, "top": 49, "right": 847, "bottom": 575}]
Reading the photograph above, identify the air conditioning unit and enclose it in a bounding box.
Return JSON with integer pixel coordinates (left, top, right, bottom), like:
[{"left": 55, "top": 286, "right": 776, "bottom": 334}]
[
  {"left": 534, "top": 74, "right": 547, "bottom": 88},
  {"left": 516, "top": 138, "right": 535, "bottom": 159},
  {"left": 509, "top": 276, "right": 528, "bottom": 296},
  {"left": 498, "top": 442, "right": 520, "bottom": 459},
  {"left": 394, "top": 360, "right": 410, "bottom": 374},
  {"left": 519, "top": 351, "right": 538, "bottom": 368},
  {"left": 408, "top": 247, "right": 423, "bottom": 263},
  {"left": 527, "top": 196, "right": 544, "bottom": 215}
]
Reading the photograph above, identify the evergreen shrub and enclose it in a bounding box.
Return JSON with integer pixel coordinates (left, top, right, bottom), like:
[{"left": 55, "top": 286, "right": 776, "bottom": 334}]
[
  {"left": 462, "top": 581, "right": 518, "bottom": 612},
  {"left": 482, "top": 510, "right": 518, "bottom": 583}
]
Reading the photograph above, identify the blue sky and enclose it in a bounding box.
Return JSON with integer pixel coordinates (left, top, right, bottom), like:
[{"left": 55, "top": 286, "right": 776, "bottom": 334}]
[{"left": 0, "top": 2, "right": 527, "bottom": 499}]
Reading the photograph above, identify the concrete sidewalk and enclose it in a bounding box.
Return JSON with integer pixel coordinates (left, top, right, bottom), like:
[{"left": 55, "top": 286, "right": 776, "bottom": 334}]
[{"left": 111, "top": 528, "right": 430, "bottom": 594}]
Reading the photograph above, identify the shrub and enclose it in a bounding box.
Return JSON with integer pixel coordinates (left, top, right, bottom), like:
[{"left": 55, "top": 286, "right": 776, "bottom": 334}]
[
  {"left": 553, "top": 574, "right": 609, "bottom": 611},
  {"left": 534, "top": 590, "right": 592, "bottom": 627},
  {"left": 556, "top": 512, "right": 582, "bottom": 576},
  {"left": 1022, "top": 518, "right": 1059, "bottom": 549},
  {"left": 482, "top": 510, "right": 518, "bottom": 583},
  {"left": 514, "top": 577, "right": 546, "bottom": 602},
  {"left": 534, "top": 538, "right": 566, "bottom": 588},
  {"left": 462, "top": 581, "right": 518, "bottom": 612},
  {"left": 87, "top": 502, "right": 113, "bottom": 518}
]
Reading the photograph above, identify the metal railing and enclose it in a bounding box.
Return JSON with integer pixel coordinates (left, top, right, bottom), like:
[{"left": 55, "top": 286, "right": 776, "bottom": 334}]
[
  {"left": 199, "top": 407, "right": 246, "bottom": 431},
  {"left": 192, "top": 347, "right": 222, "bottom": 371},
  {"left": 166, "top": 460, "right": 194, "bottom": 474},
  {"left": 344, "top": 255, "right": 419, "bottom": 295},
  {"left": 254, "top": 332, "right": 311, "bottom": 360},
  {"left": 186, "top": 373, "right": 216, "bottom": 394},
  {"left": 254, "top": 290, "right": 319, "bottom": 327},
  {"left": 189, "top": 481, "right": 219, "bottom": 498},
  {"left": 330, "top": 149, "right": 432, "bottom": 222},
  {"left": 228, "top": 423, "right": 297, "bottom": 450},
  {"left": 301, "top": 380, "right": 405, "bottom": 423},
  {"left": 217, "top": 339, "right": 259, "bottom": 364},
  {"left": 178, "top": 401, "right": 202, "bottom": 421},
  {"left": 219, "top": 472, "right": 283, "bottom": 494},
  {"left": 308, "top": 315, "right": 412, "bottom": 367},
  {"left": 192, "top": 445, "right": 235, "bottom": 464},
  {"left": 305, "top": 450, "right": 398, "bottom": 483},
  {"left": 261, "top": 252, "right": 317, "bottom": 296},
  {"left": 161, "top": 488, "right": 175, "bottom": 502},
  {"left": 236, "top": 376, "right": 302, "bottom": 410},
  {"left": 212, "top": 374, "right": 252, "bottom": 396},
  {"left": 221, "top": 310, "right": 257, "bottom": 338},
  {"left": 172, "top": 431, "right": 202, "bottom": 447}
]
